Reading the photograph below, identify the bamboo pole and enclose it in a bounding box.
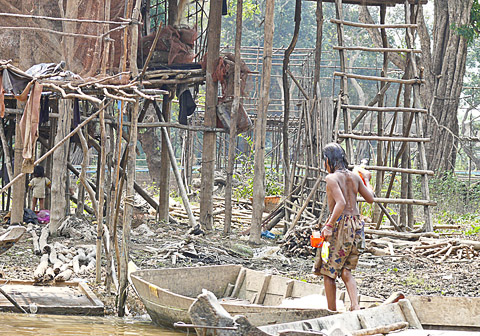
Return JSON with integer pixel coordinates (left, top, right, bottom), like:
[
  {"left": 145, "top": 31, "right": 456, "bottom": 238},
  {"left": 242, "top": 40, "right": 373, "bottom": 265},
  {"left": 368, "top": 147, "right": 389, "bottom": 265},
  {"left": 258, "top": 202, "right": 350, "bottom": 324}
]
[{"left": 343, "top": 104, "right": 427, "bottom": 113}]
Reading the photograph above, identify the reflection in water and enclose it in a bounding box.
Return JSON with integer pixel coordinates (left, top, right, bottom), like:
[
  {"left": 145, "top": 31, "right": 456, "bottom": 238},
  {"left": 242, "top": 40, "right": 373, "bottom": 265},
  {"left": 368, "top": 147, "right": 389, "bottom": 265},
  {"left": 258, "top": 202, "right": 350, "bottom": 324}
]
[{"left": 0, "top": 313, "right": 183, "bottom": 335}]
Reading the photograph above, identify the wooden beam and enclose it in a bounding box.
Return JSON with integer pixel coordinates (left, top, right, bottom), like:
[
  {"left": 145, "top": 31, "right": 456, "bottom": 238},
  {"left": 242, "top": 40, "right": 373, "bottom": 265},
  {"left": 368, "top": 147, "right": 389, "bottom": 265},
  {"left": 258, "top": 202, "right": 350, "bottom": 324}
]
[{"left": 338, "top": 134, "right": 429, "bottom": 142}]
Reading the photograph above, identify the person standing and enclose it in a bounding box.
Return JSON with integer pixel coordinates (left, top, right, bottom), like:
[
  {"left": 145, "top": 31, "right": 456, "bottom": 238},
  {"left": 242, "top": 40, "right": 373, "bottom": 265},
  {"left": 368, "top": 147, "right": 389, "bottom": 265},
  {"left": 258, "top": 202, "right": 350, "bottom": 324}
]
[
  {"left": 29, "top": 165, "right": 51, "bottom": 211},
  {"left": 314, "top": 143, "right": 374, "bottom": 311}
]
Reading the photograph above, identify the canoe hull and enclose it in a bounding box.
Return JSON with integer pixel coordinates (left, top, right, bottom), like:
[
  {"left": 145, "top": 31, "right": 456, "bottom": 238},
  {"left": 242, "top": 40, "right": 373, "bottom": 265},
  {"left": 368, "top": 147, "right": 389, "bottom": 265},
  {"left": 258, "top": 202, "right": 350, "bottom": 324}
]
[{"left": 130, "top": 265, "right": 339, "bottom": 328}]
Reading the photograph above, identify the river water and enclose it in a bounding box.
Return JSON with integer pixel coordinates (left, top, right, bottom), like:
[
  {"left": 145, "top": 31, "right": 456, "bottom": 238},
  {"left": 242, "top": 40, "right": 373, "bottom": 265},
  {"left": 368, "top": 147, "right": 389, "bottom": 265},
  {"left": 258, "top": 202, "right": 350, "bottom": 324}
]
[{"left": 0, "top": 313, "right": 184, "bottom": 335}]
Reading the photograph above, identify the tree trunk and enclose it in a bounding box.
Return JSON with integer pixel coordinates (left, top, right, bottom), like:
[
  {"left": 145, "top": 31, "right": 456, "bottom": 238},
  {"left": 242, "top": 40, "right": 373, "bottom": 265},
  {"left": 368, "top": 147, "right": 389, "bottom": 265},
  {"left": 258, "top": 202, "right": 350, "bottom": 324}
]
[
  {"left": 225, "top": 0, "right": 244, "bottom": 234},
  {"left": 250, "top": 0, "right": 275, "bottom": 244},
  {"left": 282, "top": 0, "right": 301, "bottom": 197},
  {"left": 419, "top": 0, "right": 474, "bottom": 172},
  {"left": 137, "top": 107, "right": 163, "bottom": 184},
  {"left": 118, "top": 99, "right": 139, "bottom": 317},
  {"left": 200, "top": 0, "right": 222, "bottom": 231}
]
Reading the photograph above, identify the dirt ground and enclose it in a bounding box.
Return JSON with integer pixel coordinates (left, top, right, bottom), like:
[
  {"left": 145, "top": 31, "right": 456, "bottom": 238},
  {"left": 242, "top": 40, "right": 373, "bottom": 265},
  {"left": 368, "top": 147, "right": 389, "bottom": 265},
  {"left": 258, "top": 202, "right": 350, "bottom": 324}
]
[{"left": 0, "top": 215, "right": 479, "bottom": 317}]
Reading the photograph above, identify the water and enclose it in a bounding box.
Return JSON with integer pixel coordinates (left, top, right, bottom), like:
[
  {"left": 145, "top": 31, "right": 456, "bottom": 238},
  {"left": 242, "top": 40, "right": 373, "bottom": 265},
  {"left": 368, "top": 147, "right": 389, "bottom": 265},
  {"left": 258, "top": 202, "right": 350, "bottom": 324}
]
[{"left": 0, "top": 313, "right": 184, "bottom": 336}]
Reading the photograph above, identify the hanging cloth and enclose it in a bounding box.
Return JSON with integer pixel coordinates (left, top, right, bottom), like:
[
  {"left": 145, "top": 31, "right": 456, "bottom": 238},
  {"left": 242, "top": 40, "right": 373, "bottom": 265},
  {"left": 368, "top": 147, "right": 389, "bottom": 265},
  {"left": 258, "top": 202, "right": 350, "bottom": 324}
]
[{"left": 19, "top": 81, "right": 43, "bottom": 173}]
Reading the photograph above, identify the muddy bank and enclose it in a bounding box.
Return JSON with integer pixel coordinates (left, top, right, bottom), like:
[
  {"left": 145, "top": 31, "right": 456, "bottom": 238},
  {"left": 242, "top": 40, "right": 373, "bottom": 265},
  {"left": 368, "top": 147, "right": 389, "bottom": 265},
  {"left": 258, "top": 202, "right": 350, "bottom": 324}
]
[{"left": 0, "top": 217, "right": 479, "bottom": 318}]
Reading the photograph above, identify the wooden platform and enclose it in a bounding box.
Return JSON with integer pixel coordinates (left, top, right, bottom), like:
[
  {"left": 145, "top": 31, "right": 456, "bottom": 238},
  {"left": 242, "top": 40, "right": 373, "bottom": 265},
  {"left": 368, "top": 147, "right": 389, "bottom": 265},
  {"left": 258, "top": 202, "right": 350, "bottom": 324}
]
[{"left": 0, "top": 280, "right": 104, "bottom": 315}]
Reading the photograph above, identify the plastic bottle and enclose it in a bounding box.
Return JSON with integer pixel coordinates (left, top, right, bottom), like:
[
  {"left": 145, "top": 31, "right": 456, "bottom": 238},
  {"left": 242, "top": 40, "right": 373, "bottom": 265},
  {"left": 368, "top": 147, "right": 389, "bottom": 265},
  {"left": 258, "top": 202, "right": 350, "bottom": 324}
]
[{"left": 321, "top": 241, "right": 330, "bottom": 263}]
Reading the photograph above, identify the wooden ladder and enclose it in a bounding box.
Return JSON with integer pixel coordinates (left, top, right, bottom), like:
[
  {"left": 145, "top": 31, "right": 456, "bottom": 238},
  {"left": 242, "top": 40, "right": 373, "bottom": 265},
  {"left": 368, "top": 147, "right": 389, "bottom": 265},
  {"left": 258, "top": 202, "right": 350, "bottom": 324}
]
[{"left": 332, "top": 0, "right": 434, "bottom": 231}]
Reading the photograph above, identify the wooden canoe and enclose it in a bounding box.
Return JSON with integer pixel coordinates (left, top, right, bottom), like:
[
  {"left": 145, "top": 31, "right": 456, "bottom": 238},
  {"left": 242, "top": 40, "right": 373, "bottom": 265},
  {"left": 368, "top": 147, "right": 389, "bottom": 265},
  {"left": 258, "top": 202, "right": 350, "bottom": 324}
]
[
  {"left": 257, "top": 296, "right": 480, "bottom": 335},
  {"left": 130, "top": 265, "right": 381, "bottom": 328},
  {"left": 187, "top": 291, "right": 480, "bottom": 335},
  {"left": 0, "top": 226, "right": 26, "bottom": 256}
]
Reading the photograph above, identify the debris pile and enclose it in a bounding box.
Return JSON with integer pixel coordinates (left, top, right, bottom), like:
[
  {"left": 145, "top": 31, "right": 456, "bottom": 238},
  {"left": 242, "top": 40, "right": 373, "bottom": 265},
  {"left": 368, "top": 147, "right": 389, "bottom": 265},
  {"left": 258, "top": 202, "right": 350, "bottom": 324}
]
[{"left": 280, "top": 226, "right": 317, "bottom": 258}]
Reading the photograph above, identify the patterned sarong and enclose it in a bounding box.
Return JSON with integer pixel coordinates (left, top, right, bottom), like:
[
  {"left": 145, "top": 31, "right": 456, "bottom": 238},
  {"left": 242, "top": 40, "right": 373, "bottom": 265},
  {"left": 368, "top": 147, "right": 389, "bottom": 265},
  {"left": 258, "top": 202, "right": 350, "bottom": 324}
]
[{"left": 313, "top": 215, "right": 365, "bottom": 279}]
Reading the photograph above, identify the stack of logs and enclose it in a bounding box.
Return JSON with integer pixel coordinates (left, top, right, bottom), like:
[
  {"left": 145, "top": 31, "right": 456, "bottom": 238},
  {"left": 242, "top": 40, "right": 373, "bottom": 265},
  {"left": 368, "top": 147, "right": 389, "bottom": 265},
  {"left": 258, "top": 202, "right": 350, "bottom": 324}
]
[
  {"left": 280, "top": 226, "right": 317, "bottom": 258},
  {"left": 31, "top": 226, "right": 96, "bottom": 283},
  {"left": 169, "top": 196, "right": 254, "bottom": 229}
]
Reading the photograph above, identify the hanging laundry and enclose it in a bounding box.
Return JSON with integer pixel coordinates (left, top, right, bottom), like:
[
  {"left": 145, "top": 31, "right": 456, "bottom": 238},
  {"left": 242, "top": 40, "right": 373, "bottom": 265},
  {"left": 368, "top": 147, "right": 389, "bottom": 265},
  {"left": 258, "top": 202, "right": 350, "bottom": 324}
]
[
  {"left": 19, "top": 81, "right": 43, "bottom": 173},
  {"left": 177, "top": 84, "right": 196, "bottom": 125}
]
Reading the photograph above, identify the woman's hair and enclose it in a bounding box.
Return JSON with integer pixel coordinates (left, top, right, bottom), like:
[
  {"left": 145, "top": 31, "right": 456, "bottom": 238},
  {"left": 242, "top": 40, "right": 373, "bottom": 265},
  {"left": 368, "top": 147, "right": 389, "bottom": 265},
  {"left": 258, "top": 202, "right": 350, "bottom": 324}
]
[
  {"left": 322, "top": 143, "right": 349, "bottom": 172},
  {"left": 33, "top": 165, "right": 45, "bottom": 178}
]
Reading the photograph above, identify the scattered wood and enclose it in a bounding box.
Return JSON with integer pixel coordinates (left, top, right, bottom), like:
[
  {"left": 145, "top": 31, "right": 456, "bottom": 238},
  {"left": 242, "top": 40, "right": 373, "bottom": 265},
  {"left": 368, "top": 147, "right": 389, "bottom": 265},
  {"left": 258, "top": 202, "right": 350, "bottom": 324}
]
[
  {"left": 39, "top": 226, "right": 49, "bottom": 252},
  {"left": 365, "top": 229, "right": 439, "bottom": 240},
  {"left": 31, "top": 230, "right": 41, "bottom": 255},
  {"left": 34, "top": 254, "right": 49, "bottom": 282},
  {"left": 55, "top": 269, "right": 73, "bottom": 282}
]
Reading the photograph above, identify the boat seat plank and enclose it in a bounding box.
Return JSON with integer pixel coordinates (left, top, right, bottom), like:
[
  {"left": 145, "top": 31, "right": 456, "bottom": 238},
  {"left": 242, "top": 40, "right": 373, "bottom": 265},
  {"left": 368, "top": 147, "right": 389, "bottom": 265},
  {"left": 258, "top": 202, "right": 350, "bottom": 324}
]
[{"left": 358, "top": 303, "right": 405, "bottom": 329}]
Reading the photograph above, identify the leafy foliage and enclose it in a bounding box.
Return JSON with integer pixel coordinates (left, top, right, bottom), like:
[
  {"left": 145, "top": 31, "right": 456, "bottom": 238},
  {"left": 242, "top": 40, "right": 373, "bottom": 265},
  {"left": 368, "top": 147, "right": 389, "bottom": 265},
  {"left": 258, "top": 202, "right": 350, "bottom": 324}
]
[
  {"left": 232, "top": 135, "right": 284, "bottom": 199},
  {"left": 451, "top": 0, "right": 480, "bottom": 43}
]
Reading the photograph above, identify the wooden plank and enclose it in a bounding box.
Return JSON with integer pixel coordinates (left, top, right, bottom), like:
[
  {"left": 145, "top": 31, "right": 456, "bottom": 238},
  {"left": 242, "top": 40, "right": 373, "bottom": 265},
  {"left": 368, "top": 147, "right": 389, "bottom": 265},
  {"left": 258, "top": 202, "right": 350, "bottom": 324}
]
[
  {"left": 232, "top": 268, "right": 247, "bottom": 298},
  {"left": 254, "top": 274, "right": 272, "bottom": 304},
  {"left": 408, "top": 296, "right": 480, "bottom": 328},
  {"left": 0, "top": 280, "right": 103, "bottom": 315}
]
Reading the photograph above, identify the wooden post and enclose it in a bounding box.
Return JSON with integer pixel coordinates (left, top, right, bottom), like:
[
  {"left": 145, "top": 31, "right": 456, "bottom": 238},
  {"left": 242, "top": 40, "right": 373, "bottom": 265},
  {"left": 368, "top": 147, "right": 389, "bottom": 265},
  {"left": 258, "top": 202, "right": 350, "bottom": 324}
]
[
  {"left": 118, "top": 99, "right": 139, "bottom": 317},
  {"left": 129, "top": 0, "right": 141, "bottom": 77},
  {"left": 95, "top": 102, "right": 107, "bottom": 283},
  {"left": 158, "top": 96, "right": 172, "bottom": 223},
  {"left": 49, "top": 100, "right": 72, "bottom": 234},
  {"left": 250, "top": 0, "right": 275, "bottom": 244},
  {"left": 11, "top": 115, "right": 25, "bottom": 224},
  {"left": 200, "top": 0, "right": 223, "bottom": 231},
  {"left": 224, "top": 0, "right": 243, "bottom": 234}
]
